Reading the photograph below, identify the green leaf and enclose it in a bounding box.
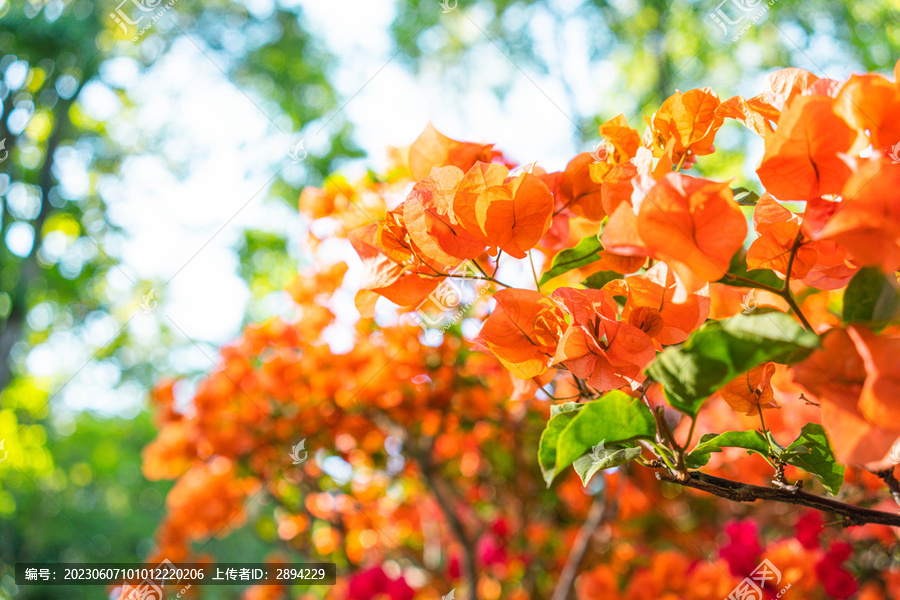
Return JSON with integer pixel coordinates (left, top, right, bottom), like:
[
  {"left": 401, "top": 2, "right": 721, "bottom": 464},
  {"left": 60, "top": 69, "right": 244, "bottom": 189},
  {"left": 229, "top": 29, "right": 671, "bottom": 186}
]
[
  {"left": 782, "top": 423, "right": 844, "bottom": 495},
  {"left": 685, "top": 430, "right": 770, "bottom": 469},
  {"left": 717, "top": 249, "right": 783, "bottom": 290},
  {"left": 732, "top": 187, "right": 760, "bottom": 206},
  {"left": 539, "top": 234, "right": 603, "bottom": 286},
  {"left": 538, "top": 411, "right": 580, "bottom": 486},
  {"left": 581, "top": 270, "right": 621, "bottom": 290},
  {"left": 842, "top": 267, "right": 900, "bottom": 328},
  {"left": 540, "top": 390, "right": 656, "bottom": 486},
  {"left": 573, "top": 445, "right": 642, "bottom": 485},
  {"left": 550, "top": 402, "right": 582, "bottom": 418},
  {"left": 646, "top": 313, "right": 819, "bottom": 417}
]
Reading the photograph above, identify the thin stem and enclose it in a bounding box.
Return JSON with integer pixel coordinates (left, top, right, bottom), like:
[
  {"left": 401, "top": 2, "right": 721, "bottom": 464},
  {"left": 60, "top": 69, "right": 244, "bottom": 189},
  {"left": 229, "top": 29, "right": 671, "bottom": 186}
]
[
  {"left": 550, "top": 494, "right": 608, "bottom": 600},
  {"left": 470, "top": 259, "right": 491, "bottom": 279},
  {"left": 650, "top": 441, "right": 679, "bottom": 473},
  {"left": 781, "top": 229, "right": 814, "bottom": 331},
  {"left": 651, "top": 406, "right": 688, "bottom": 479},
  {"left": 757, "top": 404, "right": 769, "bottom": 437},
  {"left": 528, "top": 251, "right": 542, "bottom": 291},
  {"left": 783, "top": 293, "right": 814, "bottom": 331},
  {"left": 419, "top": 270, "right": 514, "bottom": 290},
  {"left": 684, "top": 417, "right": 698, "bottom": 450},
  {"left": 722, "top": 274, "right": 784, "bottom": 295}
]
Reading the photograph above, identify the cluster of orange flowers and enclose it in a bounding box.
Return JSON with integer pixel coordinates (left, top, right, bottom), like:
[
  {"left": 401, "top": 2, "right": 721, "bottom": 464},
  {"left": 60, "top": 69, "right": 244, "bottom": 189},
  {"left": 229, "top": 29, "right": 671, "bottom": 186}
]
[
  {"left": 346, "top": 63, "right": 900, "bottom": 470},
  {"left": 142, "top": 60, "right": 900, "bottom": 598}
]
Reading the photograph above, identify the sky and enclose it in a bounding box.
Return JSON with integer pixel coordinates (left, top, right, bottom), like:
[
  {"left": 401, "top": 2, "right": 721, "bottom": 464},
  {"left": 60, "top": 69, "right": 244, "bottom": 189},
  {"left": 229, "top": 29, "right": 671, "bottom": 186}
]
[{"left": 42, "top": 0, "right": 593, "bottom": 415}]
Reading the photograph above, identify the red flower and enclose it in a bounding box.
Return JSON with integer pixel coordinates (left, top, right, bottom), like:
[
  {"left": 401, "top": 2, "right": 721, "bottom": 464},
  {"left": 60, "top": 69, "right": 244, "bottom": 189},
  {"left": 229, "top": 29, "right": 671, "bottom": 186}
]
[
  {"left": 490, "top": 517, "right": 509, "bottom": 538},
  {"left": 347, "top": 567, "right": 415, "bottom": 600},
  {"left": 447, "top": 555, "right": 460, "bottom": 581},
  {"left": 815, "top": 543, "right": 857, "bottom": 599},
  {"left": 795, "top": 511, "right": 823, "bottom": 549},
  {"left": 719, "top": 520, "right": 762, "bottom": 578},
  {"left": 477, "top": 533, "right": 508, "bottom": 567}
]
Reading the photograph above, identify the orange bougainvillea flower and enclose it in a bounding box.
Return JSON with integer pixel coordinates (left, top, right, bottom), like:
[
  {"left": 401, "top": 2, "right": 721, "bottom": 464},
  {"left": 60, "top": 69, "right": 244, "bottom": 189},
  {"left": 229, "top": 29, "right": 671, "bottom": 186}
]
[
  {"left": 590, "top": 249, "right": 647, "bottom": 276},
  {"left": 556, "top": 152, "right": 605, "bottom": 221},
  {"left": 597, "top": 158, "right": 639, "bottom": 215},
  {"left": 408, "top": 122, "right": 500, "bottom": 180},
  {"left": 792, "top": 326, "right": 900, "bottom": 467},
  {"left": 756, "top": 94, "right": 858, "bottom": 201},
  {"left": 833, "top": 69, "right": 900, "bottom": 150},
  {"left": 551, "top": 287, "right": 656, "bottom": 391},
  {"left": 403, "top": 166, "right": 486, "bottom": 265},
  {"left": 598, "top": 114, "right": 642, "bottom": 164},
  {"left": 286, "top": 262, "right": 348, "bottom": 306},
  {"left": 747, "top": 194, "right": 816, "bottom": 278},
  {"left": 636, "top": 173, "right": 747, "bottom": 290},
  {"left": 815, "top": 156, "right": 900, "bottom": 271},
  {"left": 644, "top": 87, "right": 723, "bottom": 164},
  {"left": 716, "top": 67, "right": 820, "bottom": 137},
  {"left": 474, "top": 288, "right": 566, "bottom": 379},
  {"left": 602, "top": 199, "right": 648, "bottom": 258},
  {"left": 452, "top": 161, "right": 509, "bottom": 244},
  {"left": 718, "top": 362, "right": 779, "bottom": 416},
  {"left": 142, "top": 420, "right": 197, "bottom": 480},
  {"left": 602, "top": 262, "right": 710, "bottom": 346},
  {"left": 576, "top": 564, "right": 620, "bottom": 600},
  {"left": 748, "top": 194, "right": 857, "bottom": 289},
  {"left": 349, "top": 223, "right": 440, "bottom": 317},
  {"left": 475, "top": 172, "right": 555, "bottom": 259}
]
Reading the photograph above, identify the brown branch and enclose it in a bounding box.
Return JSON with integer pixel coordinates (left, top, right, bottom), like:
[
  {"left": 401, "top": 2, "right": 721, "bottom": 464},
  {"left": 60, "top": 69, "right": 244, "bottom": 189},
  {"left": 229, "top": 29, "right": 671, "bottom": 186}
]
[
  {"left": 875, "top": 469, "right": 900, "bottom": 511},
  {"left": 368, "top": 409, "right": 480, "bottom": 600},
  {"left": 550, "top": 494, "right": 608, "bottom": 600},
  {"left": 656, "top": 470, "right": 900, "bottom": 527}
]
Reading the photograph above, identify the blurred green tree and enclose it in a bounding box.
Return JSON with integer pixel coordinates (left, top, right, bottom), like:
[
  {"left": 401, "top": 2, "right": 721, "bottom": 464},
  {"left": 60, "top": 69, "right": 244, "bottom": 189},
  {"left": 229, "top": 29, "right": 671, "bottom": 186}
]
[{"left": 391, "top": 0, "right": 900, "bottom": 140}]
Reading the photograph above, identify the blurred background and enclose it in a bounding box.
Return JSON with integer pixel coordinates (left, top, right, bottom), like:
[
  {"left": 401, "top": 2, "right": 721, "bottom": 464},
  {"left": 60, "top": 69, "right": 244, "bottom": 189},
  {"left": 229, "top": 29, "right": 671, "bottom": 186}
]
[{"left": 0, "top": 0, "right": 897, "bottom": 597}]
